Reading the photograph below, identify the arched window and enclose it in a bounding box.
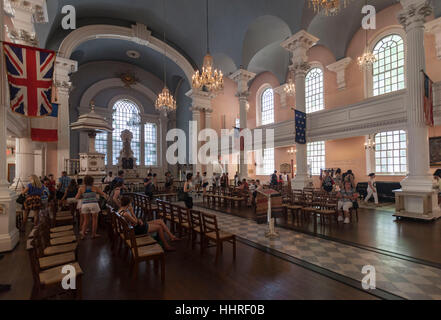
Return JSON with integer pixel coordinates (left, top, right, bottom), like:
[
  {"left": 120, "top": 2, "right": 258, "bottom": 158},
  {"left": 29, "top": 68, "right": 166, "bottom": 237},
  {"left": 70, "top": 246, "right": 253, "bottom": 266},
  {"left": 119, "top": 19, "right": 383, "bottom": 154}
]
[
  {"left": 374, "top": 130, "right": 407, "bottom": 175},
  {"left": 95, "top": 132, "right": 107, "bottom": 165},
  {"left": 112, "top": 99, "right": 141, "bottom": 165},
  {"left": 256, "top": 148, "right": 274, "bottom": 175},
  {"left": 307, "top": 141, "right": 325, "bottom": 176},
  {"left": 305, "top": 68, "right": 324, "bottom": 114},
  {"left": 261, "top": 88, "right": 274, "bottom": 125},
  {"left": 372, "top": 34, "right": 405, "bottom": 97},
  {"left": 145, "top": 123, "right": 157, "bottom": 166}
]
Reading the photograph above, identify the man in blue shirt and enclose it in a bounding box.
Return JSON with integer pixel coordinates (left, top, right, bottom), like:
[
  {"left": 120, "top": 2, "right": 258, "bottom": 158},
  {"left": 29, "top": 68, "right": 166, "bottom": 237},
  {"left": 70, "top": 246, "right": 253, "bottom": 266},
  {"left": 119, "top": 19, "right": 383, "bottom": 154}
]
[{"left": 57, "top": 171, "right": 71, "bottom": 201}]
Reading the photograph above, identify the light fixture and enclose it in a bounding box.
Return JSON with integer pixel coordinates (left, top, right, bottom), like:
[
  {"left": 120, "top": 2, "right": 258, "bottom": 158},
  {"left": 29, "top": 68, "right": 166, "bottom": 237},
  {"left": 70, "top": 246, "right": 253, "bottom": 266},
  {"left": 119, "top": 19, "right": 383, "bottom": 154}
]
[
  {"left": 287, "top": 147, "right": 296, "bottom": 155},
  {"left": 364, "top": 137, "right": 376, "bottom": 150},
  {"left": 284, "top": 76, "right": 296, "bottom": 96},
  {"left": 192, "top": 0, "right": 224, "bottom": 93},
  {"left": 357, "top": 0, "right": 377, "bottom": 69},
  {"left": 308, "top": 0, "right": 352, "bottom": 16},
  {"left": 155, "top": 0, "right": 176, "bottom": 114}
]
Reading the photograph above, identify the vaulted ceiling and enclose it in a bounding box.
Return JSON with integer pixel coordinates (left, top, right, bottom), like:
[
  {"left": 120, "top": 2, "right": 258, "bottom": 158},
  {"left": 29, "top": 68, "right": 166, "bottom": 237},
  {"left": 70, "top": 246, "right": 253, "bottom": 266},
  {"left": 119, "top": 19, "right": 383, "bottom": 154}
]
[{"left": 35, "top": 0, "right": 441, "bottom": 86}]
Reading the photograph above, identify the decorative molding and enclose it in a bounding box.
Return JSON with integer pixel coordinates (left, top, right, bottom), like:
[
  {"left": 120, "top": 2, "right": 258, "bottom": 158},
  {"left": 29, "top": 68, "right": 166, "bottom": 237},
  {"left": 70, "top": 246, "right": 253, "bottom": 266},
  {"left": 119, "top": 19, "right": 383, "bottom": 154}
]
[
  {"left": 186, "top": 89, "right": 215, "bottom": 112},
  {"left": 58, "top": 23, "right": 195, "bottom": 83},
  {"left": 229, "top": 69, "right": 256, "bottom": 94},
  {"left": 326, "top": 57, "right": 352, "bottom": 90},
  {"left": 274, "top": 85, "right": 289, "bottom": 108},
  {"left": 426, "top": 17, "right": 441, "bottom": 60},
  {"left": 398, "top": 0, "right": 433, "bottom": 31}
]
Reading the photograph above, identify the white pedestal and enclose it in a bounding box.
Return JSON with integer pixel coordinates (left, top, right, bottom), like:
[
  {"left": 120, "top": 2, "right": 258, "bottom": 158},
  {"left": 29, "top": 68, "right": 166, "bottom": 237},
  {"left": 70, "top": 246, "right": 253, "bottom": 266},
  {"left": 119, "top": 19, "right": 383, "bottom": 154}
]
[
  {"left": 0, "top": 186, "right": 19, "bottom": 252},
  {"left": 394, "top": 189, "right": 441, "bottom": 221},
  {"left": 78, "top": 152, "right": 106, "bottom": 183},
  {"left": 291, "top": 175, "right": 313, "bottom": 190}
]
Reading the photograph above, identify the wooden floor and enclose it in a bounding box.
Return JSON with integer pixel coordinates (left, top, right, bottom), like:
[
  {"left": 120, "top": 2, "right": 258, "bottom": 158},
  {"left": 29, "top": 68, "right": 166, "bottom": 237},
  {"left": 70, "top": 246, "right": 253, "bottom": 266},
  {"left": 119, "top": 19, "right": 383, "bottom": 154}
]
[
  {"left": 0, "top": 223, "right": 376, "bottom": 300},
  {"left": 198, "top": 201, "right": 441, "bottom": 265}
]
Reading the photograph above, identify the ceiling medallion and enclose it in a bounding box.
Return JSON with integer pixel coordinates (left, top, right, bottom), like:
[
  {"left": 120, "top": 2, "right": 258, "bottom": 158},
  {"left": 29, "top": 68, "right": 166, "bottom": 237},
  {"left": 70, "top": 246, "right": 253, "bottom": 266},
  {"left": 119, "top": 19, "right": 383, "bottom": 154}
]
[
  {"left": 192, "top": 0, "right": 224, "bottom": 93},
  {"left": 309, "top": 0, "right": 352, "bottom": 16},
  {"left": 126, "top": 50, "right": 140, "bottom": 59},
  {"left": 119, "top": 72, "right": 138, "bottom": 88}
]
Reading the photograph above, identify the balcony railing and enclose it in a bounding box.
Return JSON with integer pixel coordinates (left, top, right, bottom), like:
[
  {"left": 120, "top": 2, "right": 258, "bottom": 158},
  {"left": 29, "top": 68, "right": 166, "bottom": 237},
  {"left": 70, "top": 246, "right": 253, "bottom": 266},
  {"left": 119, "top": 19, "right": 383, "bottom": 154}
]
[{"left": 64, "top": 159, "right": 80, "bottom": 176}]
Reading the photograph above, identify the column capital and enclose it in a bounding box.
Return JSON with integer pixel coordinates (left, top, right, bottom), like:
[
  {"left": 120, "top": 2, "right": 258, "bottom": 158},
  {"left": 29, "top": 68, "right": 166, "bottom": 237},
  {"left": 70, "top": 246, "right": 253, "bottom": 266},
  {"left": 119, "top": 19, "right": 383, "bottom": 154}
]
[
  {"left": 326, "top": 57, "right": 352, "bottom": 90},
  {"left": 290, "top": 62, "right": 310, "bottom": 77},
  {"left": 186, "top": 88, "right": 214, "bottom": 112},
  {"left": 281, "top": 30, "right": 319, "bottom": 65},
  {"left": 398, "top": 0, "right": 433, "bottom": 31},
  {"left": 54, "top": 57, "right": 78, "bottom": 94},
  {"left": 229, "top": 68, "right": 256, "bottom": 93},
  {"left": 426, "top": 17, "right": 441, "bottom": 60}
]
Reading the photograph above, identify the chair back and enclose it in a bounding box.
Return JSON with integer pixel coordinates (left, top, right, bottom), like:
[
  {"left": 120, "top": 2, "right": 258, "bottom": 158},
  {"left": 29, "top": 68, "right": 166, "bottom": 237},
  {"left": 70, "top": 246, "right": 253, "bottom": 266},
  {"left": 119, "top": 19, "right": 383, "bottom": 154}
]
[
  {"left": 189, "top": 209, "right": 203, "bottom": 232},
  {"left": 117, "top": 213, "right": 138, "bottom": 258},
  {"left": 177, "top": 206, "right": 190, "bottom": 226},
  {"left": 201, "top": 212, "right": 219, "bottom": 238}
]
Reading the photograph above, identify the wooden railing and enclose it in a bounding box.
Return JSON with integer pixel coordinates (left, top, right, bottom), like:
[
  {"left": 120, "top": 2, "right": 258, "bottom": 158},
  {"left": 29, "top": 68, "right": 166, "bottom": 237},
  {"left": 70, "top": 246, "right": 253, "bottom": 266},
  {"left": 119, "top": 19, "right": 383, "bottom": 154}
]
[{"left": 64, "top": 159, "right": 80, "bottom": 176}]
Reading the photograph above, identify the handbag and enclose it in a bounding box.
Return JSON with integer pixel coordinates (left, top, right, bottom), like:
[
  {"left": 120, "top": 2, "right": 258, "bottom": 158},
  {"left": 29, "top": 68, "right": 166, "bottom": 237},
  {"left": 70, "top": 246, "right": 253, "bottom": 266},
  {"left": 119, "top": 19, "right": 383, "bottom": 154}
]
[{"left": 15, "top": 178, "right": 26, "bottom": 205}]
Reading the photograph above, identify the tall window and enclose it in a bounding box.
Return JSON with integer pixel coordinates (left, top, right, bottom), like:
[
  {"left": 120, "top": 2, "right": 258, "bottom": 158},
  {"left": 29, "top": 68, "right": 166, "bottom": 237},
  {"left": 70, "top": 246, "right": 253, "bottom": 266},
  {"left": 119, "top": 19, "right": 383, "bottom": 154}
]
[
  {"left": 305, "top": 68, "right": 324, "bottom": 114},
  {"left": 375, "top": 130, "right": 407, "bottom": 174},
  {"left": 235, "top": 118, "right": 240, "bottom": 128},
  {"left": 307, "top": 141, "right": 325, "bottom": 176},
  {"left": 257, "top": 148, "right": 274, "bottom": 175},
  {"left": 261, "top": 88, "right": 274, "bottom": 125},
  {"left": 145, "top": 123, "right": 157, "bottom": 166},
  {"left": 95, "top": 132, "right": 108, "bottom": 165},
  {"left": 112, "top": 99, "right": 141, "bottom": 165},
  {"left": 373, "top": 34, "right": 405, "bottom": 96}
]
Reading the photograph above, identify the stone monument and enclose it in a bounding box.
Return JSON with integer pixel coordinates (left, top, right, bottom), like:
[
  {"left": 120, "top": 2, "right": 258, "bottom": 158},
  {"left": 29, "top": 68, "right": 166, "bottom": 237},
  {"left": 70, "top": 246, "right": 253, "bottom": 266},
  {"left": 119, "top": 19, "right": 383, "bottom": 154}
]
[{"left": 117, "top": 129, "right": 140, "bottom": 180}]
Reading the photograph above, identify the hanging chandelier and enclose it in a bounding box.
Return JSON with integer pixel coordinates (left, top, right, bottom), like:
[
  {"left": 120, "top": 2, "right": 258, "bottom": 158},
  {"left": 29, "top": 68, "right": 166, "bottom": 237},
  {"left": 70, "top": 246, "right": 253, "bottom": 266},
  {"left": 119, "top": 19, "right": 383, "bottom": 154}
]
[
  {"left": 155, "top": 0, "right": 176, "bottom": 114},
  {"left": 284, "top": 77, "right": 295, "bottom": 96},
  {"left": 192, "top": 0, "right": 224, "bottom": 93},
  {"left": 357, "top": 0, "right": 376, "bottom": 69},
  {"left": 309, "top": 0, "right": 352, "bottom": 16}
]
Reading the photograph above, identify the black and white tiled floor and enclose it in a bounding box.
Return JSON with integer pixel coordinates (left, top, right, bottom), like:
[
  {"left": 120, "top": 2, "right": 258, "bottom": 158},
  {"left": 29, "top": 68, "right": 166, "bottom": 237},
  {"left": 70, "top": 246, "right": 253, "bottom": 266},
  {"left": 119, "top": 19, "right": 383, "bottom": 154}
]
[{"left": 194, "top": 204, "right": 441, "bottom": 300}]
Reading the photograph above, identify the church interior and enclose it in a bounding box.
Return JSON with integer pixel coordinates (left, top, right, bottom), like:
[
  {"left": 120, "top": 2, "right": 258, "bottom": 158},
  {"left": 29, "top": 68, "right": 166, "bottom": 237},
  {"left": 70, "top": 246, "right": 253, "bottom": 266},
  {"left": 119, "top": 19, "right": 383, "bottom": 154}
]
[{"left": 1, "top": 0, "right": 441, "bottom": 302}]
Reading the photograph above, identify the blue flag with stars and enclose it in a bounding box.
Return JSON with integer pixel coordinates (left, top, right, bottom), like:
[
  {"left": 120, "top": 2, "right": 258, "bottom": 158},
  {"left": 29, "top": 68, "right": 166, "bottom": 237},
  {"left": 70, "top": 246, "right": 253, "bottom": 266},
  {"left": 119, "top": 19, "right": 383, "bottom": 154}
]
[{"left": 295, "top": 110, "right": 306, "bottom": 144}]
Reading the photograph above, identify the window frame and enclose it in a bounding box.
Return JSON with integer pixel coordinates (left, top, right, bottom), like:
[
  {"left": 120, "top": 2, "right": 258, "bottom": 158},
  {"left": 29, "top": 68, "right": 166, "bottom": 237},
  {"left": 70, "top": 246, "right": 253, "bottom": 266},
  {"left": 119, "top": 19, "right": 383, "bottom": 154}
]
[
  {"left": 144, "top": 122, "right": 158, "bottom": 166},
  {"left": 256, "top": 148, "right": 275, "bottom": 176},
  {"left": 305, "top": 65, "right": 325, "bottom": 114},
  {"left": 95, "top": 131, "right": 108, "bottom": 165},
  {"left": 365, "top": 27, "right": 407, "bottom": 98},
  {"left": 256, "top": 84, "right": 274, "bottom": 127},
  {"left": 307, "top": 141, "right": 325, "bottom": 176},
  {"left": 374, "top": 130, "right": 408, "bottom": 175}
]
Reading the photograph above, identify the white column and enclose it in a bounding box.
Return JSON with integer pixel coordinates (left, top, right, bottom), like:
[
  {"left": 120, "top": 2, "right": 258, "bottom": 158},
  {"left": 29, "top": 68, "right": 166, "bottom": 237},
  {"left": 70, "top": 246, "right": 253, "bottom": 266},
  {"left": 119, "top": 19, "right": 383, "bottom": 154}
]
[
  {"left": 282, "top": 30, "right": 319, "bottom": 189},
  {"left": 365, "top": 135, "right": 376, "bottom": 175},
  {"left": 229, "top": 69, "right": 256, "bottom": 179},
  {"left": 398, "top": 0, "right": 433, "bottom": 192},
  {"left": 191, "top": 108, "right": 202, "bottom": 174},
  {"left": 205, "top": 110, "right": 214, "bottom": 178},
  {"left": 0, "top": 0, "right": 19, "bottom": 252},
  {"left": 11, "top": 137, "right": 35, "bottom": 188},
  {"left": 159, "top": 112, "right": 168, "bottom": 174},
  {"left": 54, "top": 58, "right": 78, "bottom": 177}
]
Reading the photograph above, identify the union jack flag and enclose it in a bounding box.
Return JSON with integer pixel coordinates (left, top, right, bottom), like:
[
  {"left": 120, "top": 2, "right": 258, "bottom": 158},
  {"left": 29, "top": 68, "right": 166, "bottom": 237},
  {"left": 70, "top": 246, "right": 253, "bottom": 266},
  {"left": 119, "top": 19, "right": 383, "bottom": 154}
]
[{"left": 3, "top": 42, "right": 56, "bottom": 117}]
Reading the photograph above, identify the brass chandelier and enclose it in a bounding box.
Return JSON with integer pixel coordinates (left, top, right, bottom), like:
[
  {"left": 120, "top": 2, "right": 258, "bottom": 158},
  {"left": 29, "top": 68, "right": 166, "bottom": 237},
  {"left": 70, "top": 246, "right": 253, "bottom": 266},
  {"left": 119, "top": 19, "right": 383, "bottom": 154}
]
[
  {"left": 357, "top": 0, "right": 376, "bottom": 69},
  {"left": 155, "top": 0, "right": 176, "bottom": 114},
  {"left": 192, "top": 0, "right": 224, "bottom": 93},
  {"left": 309, "top": 0, "right": 352, "bottom": 16}
]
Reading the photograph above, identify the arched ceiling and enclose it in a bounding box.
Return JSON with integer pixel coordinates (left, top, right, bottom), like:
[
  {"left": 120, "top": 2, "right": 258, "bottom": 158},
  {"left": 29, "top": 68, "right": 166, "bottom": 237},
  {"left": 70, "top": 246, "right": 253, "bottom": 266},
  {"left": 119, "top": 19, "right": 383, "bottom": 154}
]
[
  {"left": 34, "top": 0, "right": 441, "bottom": 85},
  {"left": 70, "top": 38, "right": 187, "bottom": 92}
]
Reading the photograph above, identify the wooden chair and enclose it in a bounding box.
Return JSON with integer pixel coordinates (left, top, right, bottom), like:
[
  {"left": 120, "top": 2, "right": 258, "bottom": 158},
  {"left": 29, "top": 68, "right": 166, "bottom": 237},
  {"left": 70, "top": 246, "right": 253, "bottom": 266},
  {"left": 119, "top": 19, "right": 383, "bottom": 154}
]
[
  {"left": 119, "top": 215, "right": 165, "bottom": 282},
  {"left": 29, "top": 235, "right": 83, "bottom": 300},
  {"left": 176, "top": 205, "right": 192, "bottom": 244},
  {"left": 201, "top": 212, "right": 236, "bottom": 263},
  {"left": 189, "top": 209, "right": 204, "bottom": 255}
]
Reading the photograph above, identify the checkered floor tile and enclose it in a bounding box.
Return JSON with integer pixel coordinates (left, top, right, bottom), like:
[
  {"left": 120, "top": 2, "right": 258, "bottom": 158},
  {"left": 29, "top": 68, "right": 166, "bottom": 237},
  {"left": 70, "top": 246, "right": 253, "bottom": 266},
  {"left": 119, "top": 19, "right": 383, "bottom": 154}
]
[{"left": 193, "top": 203, "right": 441, "bottom": 300}]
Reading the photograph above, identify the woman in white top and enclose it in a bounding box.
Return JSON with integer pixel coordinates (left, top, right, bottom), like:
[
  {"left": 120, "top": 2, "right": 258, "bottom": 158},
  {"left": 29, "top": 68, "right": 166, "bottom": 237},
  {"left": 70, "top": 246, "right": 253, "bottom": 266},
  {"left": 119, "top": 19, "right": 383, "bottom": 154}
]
[
  {"left": 364, "top": 173, "right": 379, "bottom": 205},
  {"left": 183, "top": 173, "right": 194, "bottom": 209}
]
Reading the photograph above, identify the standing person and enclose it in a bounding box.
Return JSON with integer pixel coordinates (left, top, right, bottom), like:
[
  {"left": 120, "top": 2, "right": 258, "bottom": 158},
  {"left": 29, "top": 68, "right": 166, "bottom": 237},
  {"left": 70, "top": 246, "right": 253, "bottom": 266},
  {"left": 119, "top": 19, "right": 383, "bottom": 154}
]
[
  {"left": 270, "top": 170, "right": 278, "bottom": 188},
  {"left": 61, "top": 179, "right": 79, "bottom": 210},
  {"left": 321, "top": 170, "right": 334, "bottom": 193},
  {"left": 75, "top": 175, "right": 108, "bottom": 239},
  {"left": 183, "top": 173, "right": 194, "bottom": 209},
  {"left": 344, "top": 170, "right": 355, "bottom": 189},
  {"left": 56, "top": 171, "right": 71, "bottom": 205},
  {"left": 144, "top": 173, "right": 154, "bottom": 200},
  {"left": 165, "top": 171, "right": 174, "bottom": 192},
  {"left": 364, "top": 173, "right": 379, "bottom": 205},
  {"left": 334, "top": 168, "right": 343, "bottom": 191},
  {"left": 110, "top": 170, "right": 125, "bottom": 191},
  {"left": 234, "top": 172, "right": 240, "bottom": 187},
  {"left": 194, "top": 172, "right": 202, "bottom": 194},
  {"left": 202, "top": 172, "right": 210, "bottom": 195},
  {"left": 337, "top": 181, "right": 359, "bottom": 224},
  {"left": 21, "top": 175, "right": 45, "bottom": 231},
  {"left": 47, "top": 174, "right": 56, "bottom": 204},
  {"left": 118, "top": 196, "right": 178, "bottom": 251},
  {"left": 103, "top": 171, "right": 113, "bottom": 184},
  {"left": 220, "top": 173, "right": 226, "bottom": 190}
]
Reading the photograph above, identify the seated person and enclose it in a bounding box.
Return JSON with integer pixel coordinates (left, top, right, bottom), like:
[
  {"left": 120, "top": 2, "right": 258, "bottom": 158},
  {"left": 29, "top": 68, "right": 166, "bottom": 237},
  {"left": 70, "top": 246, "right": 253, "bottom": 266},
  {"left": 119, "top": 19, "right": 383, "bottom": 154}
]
[
  {"left": 118, "top": 196, "right": 179, "bottom": 251},
  {"left": 237, "top": 179, "right": 249, "bottom": 191},
  {"left": 337, "top": 181, "right": 359, "bottom": 224}
]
